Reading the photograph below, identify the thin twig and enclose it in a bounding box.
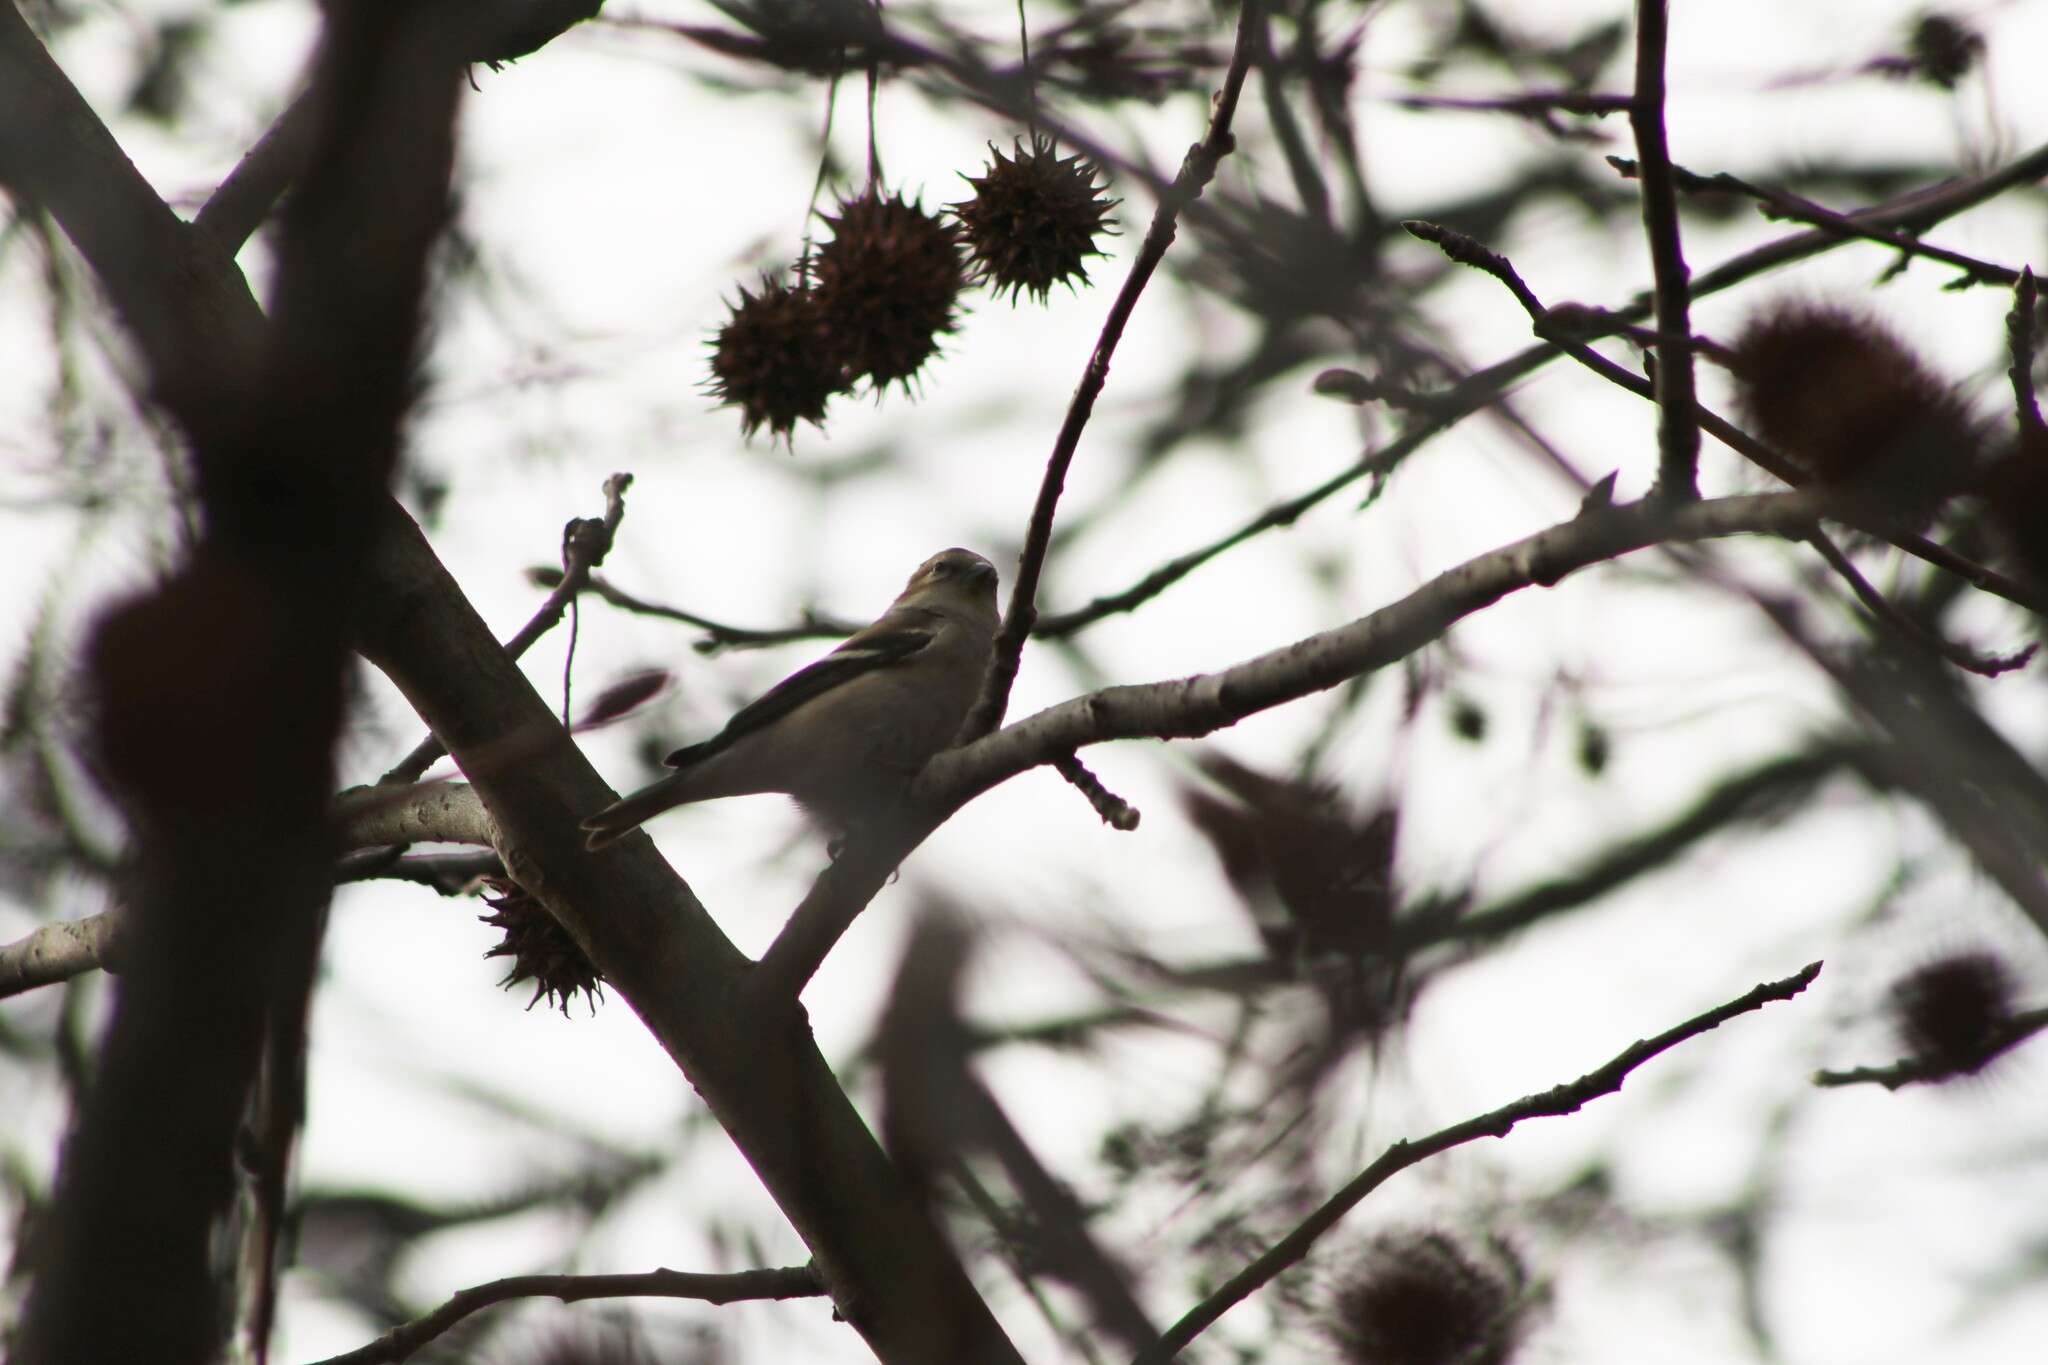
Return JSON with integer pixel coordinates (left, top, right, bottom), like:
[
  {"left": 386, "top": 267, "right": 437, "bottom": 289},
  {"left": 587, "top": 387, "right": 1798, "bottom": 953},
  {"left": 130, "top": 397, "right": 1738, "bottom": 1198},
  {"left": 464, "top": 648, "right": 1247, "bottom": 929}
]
[
  {"left": 1608, "top": 155, "right": 2025, "bottom": 289},
  {"left": 1134, "top": 962, "right": 1822, "bottom": 1364},
  {"left": 381, "top": 474, "right": 631, "bottom": 785},
  {"left": 1804, "top": 529, "right": 2035, "bottom": 677},
  {"left": 2010, "top": 268, "right": 2044, "bottom": 436},
  {"left": 1627, "top": 0, "right": 1701, "bottom": 500},
  {"left": 1814, "top": 1003, "right": 2048, "bottom": 1089},
  {"left": 958, "top": 0, "right": 1262, "bottom": 742},
  {"left": 541, "top": 570, "right": 862, "bottom": 650},
  {"left": 1390, "top": 89, "right": 1633, "bottom": 117},
  {"left": 1403, "top": 219, "right": 2048, "bottom": 618},
  {"left": 1031, "top": 144, "right": 2048, "bottom": 636},
  {"left": 303, "top": 1265, "right": 825, "bottom": 1365},
  {"left": 1053, "top": 753, "right": 1140, "bottom": 830}
]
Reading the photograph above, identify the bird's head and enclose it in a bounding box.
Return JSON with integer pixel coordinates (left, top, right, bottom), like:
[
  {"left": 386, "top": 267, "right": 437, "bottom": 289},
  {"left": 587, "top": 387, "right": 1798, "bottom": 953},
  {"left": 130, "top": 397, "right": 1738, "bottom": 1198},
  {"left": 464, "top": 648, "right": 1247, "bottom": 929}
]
[{"left": 899, "top": 547, "right": 1000, "bottom": 621}]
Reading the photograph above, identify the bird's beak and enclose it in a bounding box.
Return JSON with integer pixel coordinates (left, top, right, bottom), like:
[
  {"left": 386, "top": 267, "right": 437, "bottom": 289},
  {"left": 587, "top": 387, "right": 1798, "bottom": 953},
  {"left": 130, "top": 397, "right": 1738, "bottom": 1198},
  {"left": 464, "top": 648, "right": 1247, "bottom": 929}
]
[{"left": 969, "top": 561, "right": 998, "bottom": 587}]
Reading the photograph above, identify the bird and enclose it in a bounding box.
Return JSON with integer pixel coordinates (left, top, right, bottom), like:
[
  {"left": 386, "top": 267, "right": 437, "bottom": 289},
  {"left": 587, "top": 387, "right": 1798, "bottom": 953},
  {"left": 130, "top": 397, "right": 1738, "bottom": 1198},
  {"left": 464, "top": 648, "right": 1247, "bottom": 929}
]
[{"left": 582, "top": 547, "right": 1000, "bottom": 850}]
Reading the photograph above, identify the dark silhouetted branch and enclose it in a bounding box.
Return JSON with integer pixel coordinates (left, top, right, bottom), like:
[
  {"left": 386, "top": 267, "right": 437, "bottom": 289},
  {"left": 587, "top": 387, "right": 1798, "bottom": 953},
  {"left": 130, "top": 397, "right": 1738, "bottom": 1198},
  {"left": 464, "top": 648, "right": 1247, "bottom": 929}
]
[
  {"left": 960, "top": 0, "right": 1262, "bottom": 741},
  {"left": 306, "top": 1264, "right": 825, "bottom": 1365},
  {"left": 1814, "top": 1004, "right": 2048, "bottom": 1089},
  {"left": 1135, "top": 961, "right": 1822, "bottom": 1363}
]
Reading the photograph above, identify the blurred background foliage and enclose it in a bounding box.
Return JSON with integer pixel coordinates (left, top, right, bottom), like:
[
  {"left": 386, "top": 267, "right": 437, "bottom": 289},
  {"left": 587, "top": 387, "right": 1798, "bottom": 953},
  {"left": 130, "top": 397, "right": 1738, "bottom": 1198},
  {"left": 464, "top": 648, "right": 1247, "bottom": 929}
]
[{"left": 4, "top": 1, "right": 2048, "bottom": 1362}]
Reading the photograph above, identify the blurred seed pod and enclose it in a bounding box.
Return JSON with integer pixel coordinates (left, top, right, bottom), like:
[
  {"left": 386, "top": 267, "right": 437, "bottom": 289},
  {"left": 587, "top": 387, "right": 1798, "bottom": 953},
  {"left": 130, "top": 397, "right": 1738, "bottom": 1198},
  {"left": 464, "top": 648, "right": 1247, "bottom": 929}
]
[
  {"left": 707, "top": 274, "right": 845, "bottom": 442},
  {"left": 950, "top": 135, "right": 1118, "bottom": 305},
  {"left": 813, "top": 189, "right": 965, "bottom": 393},
  {"left": 1722, "top": 301, "right": 1978, "bottom": 517},
  {"left": 480, "top": 875, "right": 604, "bottom": 1015},
  {"left": 1905, "top": 13, "right": 1983, "bottom": 90},
  {"left": 1326, "top": 1229, "right": 1535, "bottom": 1365},
  {"left": 1888, "top": 947, "right": 2019, "bottom": 1079}
]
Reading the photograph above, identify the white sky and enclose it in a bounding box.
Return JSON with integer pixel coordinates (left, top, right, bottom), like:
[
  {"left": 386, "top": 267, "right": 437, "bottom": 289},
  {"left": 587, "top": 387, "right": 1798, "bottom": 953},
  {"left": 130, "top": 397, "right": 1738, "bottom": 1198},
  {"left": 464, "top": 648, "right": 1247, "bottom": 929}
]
[{"left": 4, "top": 1, "right": 2048, "bottom": 1362}]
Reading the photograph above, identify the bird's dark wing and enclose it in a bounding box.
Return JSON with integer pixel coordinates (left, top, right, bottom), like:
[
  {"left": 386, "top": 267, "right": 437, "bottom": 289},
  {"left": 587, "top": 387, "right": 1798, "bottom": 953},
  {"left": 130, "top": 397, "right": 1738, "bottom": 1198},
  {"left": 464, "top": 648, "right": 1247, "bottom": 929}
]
[{"left": 665, "top": 623, "right": 937, "bottom": 769}]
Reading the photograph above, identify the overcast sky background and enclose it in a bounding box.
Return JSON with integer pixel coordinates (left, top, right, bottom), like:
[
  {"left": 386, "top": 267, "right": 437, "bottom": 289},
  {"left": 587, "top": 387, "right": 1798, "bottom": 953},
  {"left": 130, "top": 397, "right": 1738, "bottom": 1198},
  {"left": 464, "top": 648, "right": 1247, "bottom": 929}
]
[{"left": 5, "top": 1, "right": 2048, "bottom": 1361}]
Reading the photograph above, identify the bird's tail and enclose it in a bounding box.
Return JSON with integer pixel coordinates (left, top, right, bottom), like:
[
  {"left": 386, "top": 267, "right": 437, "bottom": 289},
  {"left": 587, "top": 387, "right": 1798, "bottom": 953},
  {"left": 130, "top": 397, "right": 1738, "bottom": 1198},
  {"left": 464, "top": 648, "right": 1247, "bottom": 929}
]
[{"left": 581, "top": 773, "right": 692, "bottom": 850}]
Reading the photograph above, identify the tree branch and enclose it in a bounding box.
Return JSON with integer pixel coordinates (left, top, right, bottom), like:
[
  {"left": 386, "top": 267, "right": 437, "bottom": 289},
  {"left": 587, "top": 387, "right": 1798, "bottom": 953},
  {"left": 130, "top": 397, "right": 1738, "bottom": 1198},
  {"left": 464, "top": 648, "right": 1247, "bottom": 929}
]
[
  {"left": 306, "top": 1264, "right": 825, "bottom": 1365},
  {"left": 1025, "top": 141, "right": 2048, "bottom": 641},
  {"left": 759, "top": 490, "right": 1832, "bottom": 999},
  {"left": 930, "top": 491, "right": 1835, "bottom": 809},
  {"left": 195, "top": 0, "right": 608, "bottom": 256},
  {"left": 356, "top": 504, "right": 1026, "bottom": 1364},
  {"left": 958, "top": 0, "right": 1262, "bottom": 741},
  {"left": 1812, "top": 1004, "right": 2048, "bottom": 1090},
  {"left": 382, "top": 473, "right": 633, "bottom": 785},
  {"left": 1606, "top": 155, "right": 2027, "bottom": 289},
  {"left": 1134, "top": 961, "right": 1823, "bottom": 1363},
  {"left": 1627, "top": 0, "right": 1701, "bottom": 500},
  {"left": 0, "top": 913, "right": 123, "bottom": 1001}
]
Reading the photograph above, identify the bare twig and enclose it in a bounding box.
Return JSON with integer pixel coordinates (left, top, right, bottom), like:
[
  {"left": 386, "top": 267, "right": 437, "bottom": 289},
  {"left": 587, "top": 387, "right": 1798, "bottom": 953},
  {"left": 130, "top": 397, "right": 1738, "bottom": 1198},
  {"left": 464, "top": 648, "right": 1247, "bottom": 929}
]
[
  {"left": 539, "top": 569, "right": 863, "bottom": 650},
  {"left": 1803, "top": 529, "right": 2036, "bottom": 677},
  {"left": 1032, "top": 144, "right": 2048, "bottom": 636},
  {"left": 1627, "top": 0, "right": 1701, "bottom": 500},
  {"left": 1609, "top": 155, "right": 2024, "bottom": 289},
  {"left": 1391, "top": 89, "right": 1633, "bottom": 117},
  {"left": 382, "top": 474, "right": 631, "bottom": 785},
  {"left": 1053, "top": 753, "right": 1140, "bottom": 830},
  {"left": 1403, "top": 219, "right": 2048, "bottom": 618},
  {"left": 2011, "top": 268, "right": 2045, "bottom": 436},
  {"left": 958, "top": 0, "right": 1262, "bottom": 742},
  {"left": 1814, "top": 1003, "right": 2048, "bottom": 1089},
  {"left": 305, "top": 1265, "right": 825, "bottom": 1365},
  {"left": 1134, "top": 962, "right": 1822, "bottom": 1363}
]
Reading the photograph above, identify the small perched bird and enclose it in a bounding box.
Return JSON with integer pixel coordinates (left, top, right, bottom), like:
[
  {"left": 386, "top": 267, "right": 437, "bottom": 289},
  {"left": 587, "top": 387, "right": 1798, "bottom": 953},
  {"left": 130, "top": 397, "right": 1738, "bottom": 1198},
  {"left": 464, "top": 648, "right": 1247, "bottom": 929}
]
[{"left": 582, "top": 548, "right": 1000, "bottom": 850}]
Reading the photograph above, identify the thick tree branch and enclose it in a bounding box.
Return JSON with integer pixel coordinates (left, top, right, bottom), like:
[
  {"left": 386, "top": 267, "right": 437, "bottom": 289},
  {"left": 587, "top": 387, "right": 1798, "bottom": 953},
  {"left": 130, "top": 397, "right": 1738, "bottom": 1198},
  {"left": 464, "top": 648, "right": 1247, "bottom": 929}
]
[
  {"left": 307, "top": 1264, "right": 825, "bottom": 1365},
  {"left": 10, "top": 5, "right": 465, "bottom": 1363},
  {"left": 0, "top": 914, "right": 122, "bottom": 1000},
  {"left": 1134, "top": 961, "right": 1822, "bottom": 1363},
  {"left": 959, "top": 0, "right": 1261, "bottom": 741},
  {"left": 0, "top": 1, "right": 266, "bottom": 396},
  {"left": 759, "top": 491, "right": 1831, "bottom": 999},
  {"left": 930, "top": 492, "right": 1833, "bottom": 809},
  {"left": 195, "top": 0, "right": 608, "bottom": 256},
  {"left": 355, "top": 505, "right": 1025, "bottom": 1365},
  {"left": 0, "top": 789, "right": 499, "bottom": 1004}
]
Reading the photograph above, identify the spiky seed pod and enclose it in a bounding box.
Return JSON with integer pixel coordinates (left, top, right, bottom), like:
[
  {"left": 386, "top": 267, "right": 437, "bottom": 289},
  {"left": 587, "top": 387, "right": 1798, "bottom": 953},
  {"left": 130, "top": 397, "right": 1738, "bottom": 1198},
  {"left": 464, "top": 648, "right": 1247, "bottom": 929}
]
[
  {"left": 479, "top": 876, "right": 604, "bottom": 1015},
  {"left": 1889, "top": 949, "right": 2018, "bottom": 1077},
  {"left": 950, "top": 135, "right": 1118, "bottom": 305},
  {"left": 1723, "top": 301, "right": 1978, "bottom": 516},
  {"left": 708, "top": 275, "right": 844, "bottom": 442},
  {"left": 812, "top": 189, "right": 965, "bottom": 393},
  {"left": 1907, "top": 14, "right": 1983, "bottom": 90},
  {"left": 1327, "top": 1230, "right": 1532, "bottom": 1365}
]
